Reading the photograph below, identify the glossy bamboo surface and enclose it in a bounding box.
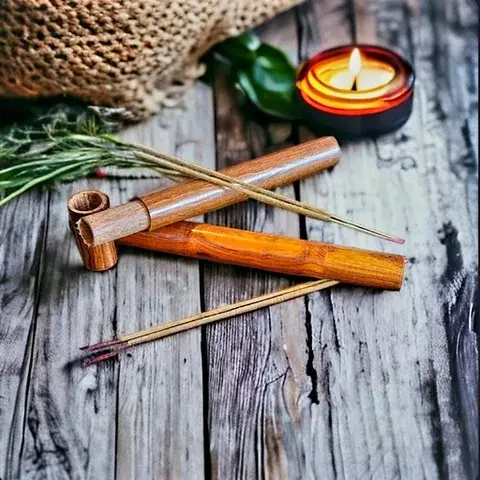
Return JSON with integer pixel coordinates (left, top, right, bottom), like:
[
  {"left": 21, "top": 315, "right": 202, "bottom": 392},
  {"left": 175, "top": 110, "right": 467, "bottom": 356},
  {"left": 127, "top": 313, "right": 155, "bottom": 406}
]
[
  {"left": 118, "top": 221, "right": 405, "bottom": 290},
  {"left": 79, "top": 136, "right": 340, "bottom": 246}
]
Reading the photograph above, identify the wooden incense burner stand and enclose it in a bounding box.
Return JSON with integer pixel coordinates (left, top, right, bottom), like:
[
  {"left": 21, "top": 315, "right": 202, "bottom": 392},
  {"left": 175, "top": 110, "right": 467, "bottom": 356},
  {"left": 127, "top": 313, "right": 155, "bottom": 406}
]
[{"left": 68, "top": 191, "right": 405, "bottom": 290}]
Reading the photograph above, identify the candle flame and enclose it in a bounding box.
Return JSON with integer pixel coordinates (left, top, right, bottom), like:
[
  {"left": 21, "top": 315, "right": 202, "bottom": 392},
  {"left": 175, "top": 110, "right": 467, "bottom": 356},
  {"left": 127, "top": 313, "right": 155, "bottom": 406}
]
[{"left": 349, "top": 48, "right": 362, "bottom": 76}]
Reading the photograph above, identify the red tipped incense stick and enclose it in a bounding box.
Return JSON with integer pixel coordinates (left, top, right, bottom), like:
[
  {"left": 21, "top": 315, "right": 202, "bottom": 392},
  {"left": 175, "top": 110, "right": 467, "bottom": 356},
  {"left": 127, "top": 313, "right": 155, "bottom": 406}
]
[{"left": 81, "top": 279, "right": 340, "bottom": 366}]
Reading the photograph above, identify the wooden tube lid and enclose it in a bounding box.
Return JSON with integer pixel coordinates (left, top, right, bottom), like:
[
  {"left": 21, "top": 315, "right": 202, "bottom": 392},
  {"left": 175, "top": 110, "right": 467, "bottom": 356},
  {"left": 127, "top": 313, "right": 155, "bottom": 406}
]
[
  {"left": 68, "top": 190, "right": 118, "bottom": 271},
  {"left": 77, "top": 137, "right": 341, "bottom": 247}
]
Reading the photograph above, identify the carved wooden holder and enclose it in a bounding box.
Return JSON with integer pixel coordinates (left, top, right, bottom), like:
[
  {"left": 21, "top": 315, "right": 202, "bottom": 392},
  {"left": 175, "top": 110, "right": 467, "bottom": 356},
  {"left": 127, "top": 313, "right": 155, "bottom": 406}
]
[
  {"left": 68, "top": 138, "right": 405, "bottom": 289},
  {"left": 68, "top": 192, "right": 405, "bottom": 290},
  {"left": 68, "top": 190, "right": 118, "bottom": 271}
]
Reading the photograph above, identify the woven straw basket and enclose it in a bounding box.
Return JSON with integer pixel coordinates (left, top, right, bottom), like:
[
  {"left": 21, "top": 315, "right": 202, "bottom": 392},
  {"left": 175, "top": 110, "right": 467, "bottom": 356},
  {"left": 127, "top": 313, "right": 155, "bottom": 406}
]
[{"left": 0, "top": 0, "right": 300, "bottom": 120}]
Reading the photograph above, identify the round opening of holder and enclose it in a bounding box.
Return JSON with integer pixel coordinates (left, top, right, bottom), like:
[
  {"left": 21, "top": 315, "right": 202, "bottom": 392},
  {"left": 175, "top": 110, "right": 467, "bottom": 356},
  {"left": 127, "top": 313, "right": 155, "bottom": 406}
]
[{"left": 68, "top": 190, "right": 109, "bottom": 215}]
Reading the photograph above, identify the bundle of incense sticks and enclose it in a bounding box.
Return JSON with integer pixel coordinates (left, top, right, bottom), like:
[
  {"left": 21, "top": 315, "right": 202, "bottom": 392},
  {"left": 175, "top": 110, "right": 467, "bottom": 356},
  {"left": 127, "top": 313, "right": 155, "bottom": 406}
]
[
  {"left": 132, "top": 145, "right": 404, "bottom": 243},
  {"left": 77, "top": 138, "right": 405, "bottom": 247},
  {"left": 81, "top": 279, "right": 339, "bottom": 367}
]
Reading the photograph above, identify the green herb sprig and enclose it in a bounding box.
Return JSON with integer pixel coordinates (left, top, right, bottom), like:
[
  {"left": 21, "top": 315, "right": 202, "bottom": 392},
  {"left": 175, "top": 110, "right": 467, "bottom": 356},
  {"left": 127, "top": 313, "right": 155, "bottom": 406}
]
[{"left": 0, "top": 104, "right": 182, "bottom": 207}]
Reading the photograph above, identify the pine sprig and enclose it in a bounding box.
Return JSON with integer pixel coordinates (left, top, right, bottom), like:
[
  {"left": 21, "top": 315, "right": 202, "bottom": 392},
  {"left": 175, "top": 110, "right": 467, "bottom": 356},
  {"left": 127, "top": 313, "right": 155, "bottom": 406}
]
[{"left": 0, "top": 104, "right": 180, "bottom": 207}]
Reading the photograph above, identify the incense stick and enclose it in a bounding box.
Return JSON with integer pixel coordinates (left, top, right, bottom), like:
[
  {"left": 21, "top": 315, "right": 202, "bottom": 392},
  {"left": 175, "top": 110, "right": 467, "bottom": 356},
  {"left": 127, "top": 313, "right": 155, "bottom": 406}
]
[
  {"left": 132, "top": 144, "right": 404, "bottom": 244},
  {"left": 81, "top": 279, "right": 339, "bottom": 367}
]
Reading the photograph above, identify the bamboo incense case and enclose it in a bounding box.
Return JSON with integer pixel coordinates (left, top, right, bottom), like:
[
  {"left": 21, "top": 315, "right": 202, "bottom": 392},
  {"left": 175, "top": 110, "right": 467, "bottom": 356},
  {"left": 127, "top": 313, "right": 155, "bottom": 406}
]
[
  {"left": 120, "top": 222, "right": 405, "bottom": 290},
  {"left": 68, "top": 191, "right": 406, "bottom": 290}
]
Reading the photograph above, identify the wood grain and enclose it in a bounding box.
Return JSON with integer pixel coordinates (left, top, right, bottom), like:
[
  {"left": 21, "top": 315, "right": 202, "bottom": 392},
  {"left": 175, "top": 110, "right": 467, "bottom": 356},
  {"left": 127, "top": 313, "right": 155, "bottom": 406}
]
[
  {"left": 1, "top": 84, "right": 214, "bottom": 479},
  {"left": 0, "top": 1, "right": 477, "bottom": 478},
  {"left": 120, "top": 221, "right": 406, "bottom": 290},
  {"left": 0, "top": 191, "right": 48, "bottom": 480},
  {"left": 203, "top": 9, "right": 317, "bottom": 479},
  {"left": 405, "top": 0, "right": 478, "bottom": 476},
  {"left": 13, "top": 179, "right": 118, "bottom": 480}
]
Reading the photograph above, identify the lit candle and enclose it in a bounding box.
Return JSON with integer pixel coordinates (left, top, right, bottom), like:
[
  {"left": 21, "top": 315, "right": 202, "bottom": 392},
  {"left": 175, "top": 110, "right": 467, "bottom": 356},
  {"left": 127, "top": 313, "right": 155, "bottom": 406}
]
[
  {"left": 296, "top": 44, "right": 415, "bottom": 138},
  {"left": 329, "top": 48, "right": 361, "bottom": 90},
  {"left": 328, "top": 48, "right": 395, "bottom": 91}
]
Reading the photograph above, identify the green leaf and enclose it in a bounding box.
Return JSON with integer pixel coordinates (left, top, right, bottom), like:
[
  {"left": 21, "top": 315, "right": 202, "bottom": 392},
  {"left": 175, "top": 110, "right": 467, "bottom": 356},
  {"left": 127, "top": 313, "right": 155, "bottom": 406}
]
[
  {"left": 210, "top": 33, "right": 302, "bottom": 120},
  {"left": 237, "top": 67, "right": 301, "bottom": 120},
  {"left": 250, "top": 61, "right": 295, "bottom": 93},
  {"left": 214, "top": 32, "right": 261, "bottom": 65},
  {"left": 255, "top": 43, "right": 295, "bottom": 71}
]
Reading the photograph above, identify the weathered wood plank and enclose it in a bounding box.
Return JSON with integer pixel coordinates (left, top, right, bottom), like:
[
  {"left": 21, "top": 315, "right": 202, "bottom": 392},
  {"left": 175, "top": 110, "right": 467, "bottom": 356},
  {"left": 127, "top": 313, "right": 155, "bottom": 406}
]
[
  {"left": 405, "top": 0, "right": 478, "bottom": 476},
  {"left": 368, "top": 0, "right": 478, "bottom": 475},
  {"left": 297, "top": 0, "right": 354, "bottom": 57},
  {"left": 114, "top": 83, "right": 214, "bottom": 480},
  {"left": 298, "top": 3, "right": 408, "bottom": 478},
  {"left": 203, "top": 10, "right": 321, "bottom": 479},
  {"left": 0, "top": 191, "right": 48, "bottom": 480},
  {"left": 14, "top": 179, "right": 118, "bottom": 480},
  {"left": 5, "top": 83, "right": 215, "bottom": 480},
  {"left": 297, "top": 0, "right": 478, "bottom": 479}
]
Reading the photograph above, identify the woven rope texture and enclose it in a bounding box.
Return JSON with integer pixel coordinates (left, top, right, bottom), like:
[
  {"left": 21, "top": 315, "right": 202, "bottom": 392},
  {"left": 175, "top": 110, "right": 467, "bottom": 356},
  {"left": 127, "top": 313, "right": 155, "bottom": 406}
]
[{"left": 0, "top": 0, "right": 300, "bottom": 120}]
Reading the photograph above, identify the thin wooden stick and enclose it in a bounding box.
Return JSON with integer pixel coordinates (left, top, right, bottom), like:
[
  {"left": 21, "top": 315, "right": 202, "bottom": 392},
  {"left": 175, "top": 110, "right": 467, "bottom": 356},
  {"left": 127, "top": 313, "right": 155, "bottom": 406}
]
[
  {"left": 128, "top": 279, "right": 339, "bottom": 344},
  {"left": 82, "top": 279, "right": 339, "bottom": 366},
  {"left": 132, "top": 147, "right": 404, "bottom": 244}
]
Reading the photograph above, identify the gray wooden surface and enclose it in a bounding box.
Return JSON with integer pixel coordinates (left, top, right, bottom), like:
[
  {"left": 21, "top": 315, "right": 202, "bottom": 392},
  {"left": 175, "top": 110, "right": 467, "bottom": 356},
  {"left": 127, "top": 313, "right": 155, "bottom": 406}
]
[{"left": 0, "top": 0, "right": 478, "bottom": 479}]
